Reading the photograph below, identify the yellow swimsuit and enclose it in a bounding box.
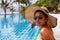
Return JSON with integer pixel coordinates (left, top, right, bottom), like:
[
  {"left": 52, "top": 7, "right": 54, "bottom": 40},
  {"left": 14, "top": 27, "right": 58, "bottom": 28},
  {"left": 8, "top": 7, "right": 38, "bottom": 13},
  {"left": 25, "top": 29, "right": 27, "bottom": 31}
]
[{"left": 36, "top": 34, "right": 42, "bottom": 40}]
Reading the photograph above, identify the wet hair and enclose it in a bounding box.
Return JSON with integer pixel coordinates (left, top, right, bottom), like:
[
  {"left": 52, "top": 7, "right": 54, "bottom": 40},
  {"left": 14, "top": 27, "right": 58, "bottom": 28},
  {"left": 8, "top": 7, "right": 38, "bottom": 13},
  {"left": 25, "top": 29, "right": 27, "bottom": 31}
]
[{"left": 34, "top": 10, "right": 48, "bottom": 18}]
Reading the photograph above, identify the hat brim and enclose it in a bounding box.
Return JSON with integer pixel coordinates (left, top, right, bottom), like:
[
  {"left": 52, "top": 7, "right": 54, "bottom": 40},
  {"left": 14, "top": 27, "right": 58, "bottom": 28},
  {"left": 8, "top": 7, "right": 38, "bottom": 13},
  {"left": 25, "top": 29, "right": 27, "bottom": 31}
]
[
  {"left": 47, "top": 15, "right": 57, "bottom": 28},
  {"left": 25, "top": 6, "right": 40, "bottom": 23}
]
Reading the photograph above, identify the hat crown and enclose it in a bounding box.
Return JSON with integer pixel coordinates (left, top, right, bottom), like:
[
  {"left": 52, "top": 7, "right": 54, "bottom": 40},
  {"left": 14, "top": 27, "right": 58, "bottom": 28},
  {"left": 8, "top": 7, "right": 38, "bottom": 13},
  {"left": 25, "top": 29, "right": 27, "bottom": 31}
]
[{"left": 40, "top": 7, "right": 49, "bottom": 13}]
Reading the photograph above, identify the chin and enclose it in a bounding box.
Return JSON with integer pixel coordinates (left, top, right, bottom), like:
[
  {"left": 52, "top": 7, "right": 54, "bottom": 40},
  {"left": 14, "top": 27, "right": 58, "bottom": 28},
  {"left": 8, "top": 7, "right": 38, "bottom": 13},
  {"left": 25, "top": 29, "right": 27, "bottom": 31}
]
[{"left": 36, "top": 24, "right": 41, "bottom": 26}]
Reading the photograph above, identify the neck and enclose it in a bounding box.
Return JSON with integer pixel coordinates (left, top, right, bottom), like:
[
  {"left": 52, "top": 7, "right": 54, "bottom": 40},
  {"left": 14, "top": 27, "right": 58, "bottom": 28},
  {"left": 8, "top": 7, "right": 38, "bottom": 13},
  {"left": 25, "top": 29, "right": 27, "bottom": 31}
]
[{"left": 40, "top": 24, "right": 50, "bottom": 30}]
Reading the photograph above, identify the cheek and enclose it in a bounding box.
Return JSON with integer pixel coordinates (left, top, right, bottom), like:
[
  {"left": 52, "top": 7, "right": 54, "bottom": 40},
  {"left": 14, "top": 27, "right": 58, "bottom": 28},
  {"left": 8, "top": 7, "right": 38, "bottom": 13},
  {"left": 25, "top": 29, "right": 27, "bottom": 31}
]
[{"left": 41, "top": 19, "right": 47, "bottom": 25}]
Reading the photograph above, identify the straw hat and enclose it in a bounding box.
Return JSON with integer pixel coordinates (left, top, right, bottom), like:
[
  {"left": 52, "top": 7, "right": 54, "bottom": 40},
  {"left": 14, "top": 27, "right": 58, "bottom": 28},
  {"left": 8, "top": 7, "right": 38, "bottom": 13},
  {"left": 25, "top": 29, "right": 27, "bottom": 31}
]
[{"left": 25, "top": 5, "right": 57, "bottom": 28}]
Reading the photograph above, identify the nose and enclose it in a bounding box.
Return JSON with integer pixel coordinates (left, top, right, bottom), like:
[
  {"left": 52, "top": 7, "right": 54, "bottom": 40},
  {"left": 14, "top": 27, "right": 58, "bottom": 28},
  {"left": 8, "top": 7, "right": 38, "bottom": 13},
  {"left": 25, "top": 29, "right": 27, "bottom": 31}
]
[{"left": 35, "top": 18, "right": 39, "bottom": 22}]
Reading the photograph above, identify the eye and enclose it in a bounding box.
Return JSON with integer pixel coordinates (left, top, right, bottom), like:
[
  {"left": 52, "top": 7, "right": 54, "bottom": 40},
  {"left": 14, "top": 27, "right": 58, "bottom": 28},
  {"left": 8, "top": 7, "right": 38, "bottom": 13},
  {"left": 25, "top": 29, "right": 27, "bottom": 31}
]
[
  {"left": 38, "top": 16, "right": 42, "bottom": 19},
  {"left": 34, "top": 16, "right": 42, "bottom": 20}
]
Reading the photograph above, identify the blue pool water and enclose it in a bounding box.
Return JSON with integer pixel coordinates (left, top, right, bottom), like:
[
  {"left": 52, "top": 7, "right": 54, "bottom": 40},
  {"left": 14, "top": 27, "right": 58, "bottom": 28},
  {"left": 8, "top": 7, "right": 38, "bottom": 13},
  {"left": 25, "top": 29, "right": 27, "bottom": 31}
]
[{"left": 0, "top": 14, "right": 40, "bottom": 40}]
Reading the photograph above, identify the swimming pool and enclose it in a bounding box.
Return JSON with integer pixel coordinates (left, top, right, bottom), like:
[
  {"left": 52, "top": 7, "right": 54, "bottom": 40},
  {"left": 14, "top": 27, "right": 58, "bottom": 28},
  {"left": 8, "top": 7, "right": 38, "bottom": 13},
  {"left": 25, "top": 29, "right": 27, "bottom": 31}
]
[{"left": 0, "top": 14, "right": 40, "bottom": 40}]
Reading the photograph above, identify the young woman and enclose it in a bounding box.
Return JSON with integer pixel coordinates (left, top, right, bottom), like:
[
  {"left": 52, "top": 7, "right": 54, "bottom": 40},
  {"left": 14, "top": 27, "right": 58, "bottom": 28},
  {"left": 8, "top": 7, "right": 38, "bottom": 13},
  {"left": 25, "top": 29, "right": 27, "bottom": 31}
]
[
  {"left": 34, "top": 8, "right": 55, "bottom": 40},
  {"left": 25, "top": 6, "right": 57, "bottom": 40}
]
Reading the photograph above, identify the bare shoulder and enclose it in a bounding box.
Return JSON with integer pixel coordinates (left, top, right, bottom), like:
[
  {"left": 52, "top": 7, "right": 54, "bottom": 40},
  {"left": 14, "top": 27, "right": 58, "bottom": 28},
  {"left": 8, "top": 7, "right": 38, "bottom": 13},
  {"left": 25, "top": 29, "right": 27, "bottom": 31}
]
[
  {"left": 40, "top": 27, "right": 55, "bottom": 40},
  {"left": 41, "top": 27, "right": 52, "bottom": 34}
]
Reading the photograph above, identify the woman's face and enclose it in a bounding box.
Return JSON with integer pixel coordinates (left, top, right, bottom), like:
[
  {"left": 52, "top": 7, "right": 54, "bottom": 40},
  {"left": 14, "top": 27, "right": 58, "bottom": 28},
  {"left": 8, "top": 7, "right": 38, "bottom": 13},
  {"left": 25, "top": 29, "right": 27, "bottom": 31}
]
[{"left": 34, "top": 12, "right": 47, "bottom": 26}]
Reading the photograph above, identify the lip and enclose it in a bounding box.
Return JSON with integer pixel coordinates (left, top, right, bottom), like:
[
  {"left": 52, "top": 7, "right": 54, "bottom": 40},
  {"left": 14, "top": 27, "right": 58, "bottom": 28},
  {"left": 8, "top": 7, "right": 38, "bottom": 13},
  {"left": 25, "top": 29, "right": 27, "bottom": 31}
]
[
  {"left": 36, "top": 21, "right": 41, "bottom": 23},
  {"left": 36, "top": 22, "right": 41, "bottom": 25}
]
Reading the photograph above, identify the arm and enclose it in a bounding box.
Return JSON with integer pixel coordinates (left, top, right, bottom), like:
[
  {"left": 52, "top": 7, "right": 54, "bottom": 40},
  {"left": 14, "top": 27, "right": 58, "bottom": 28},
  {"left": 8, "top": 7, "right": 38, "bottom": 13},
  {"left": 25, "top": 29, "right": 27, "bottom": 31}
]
[{"left": 41, "top": 28, "right": 55, "bottom": 40}]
